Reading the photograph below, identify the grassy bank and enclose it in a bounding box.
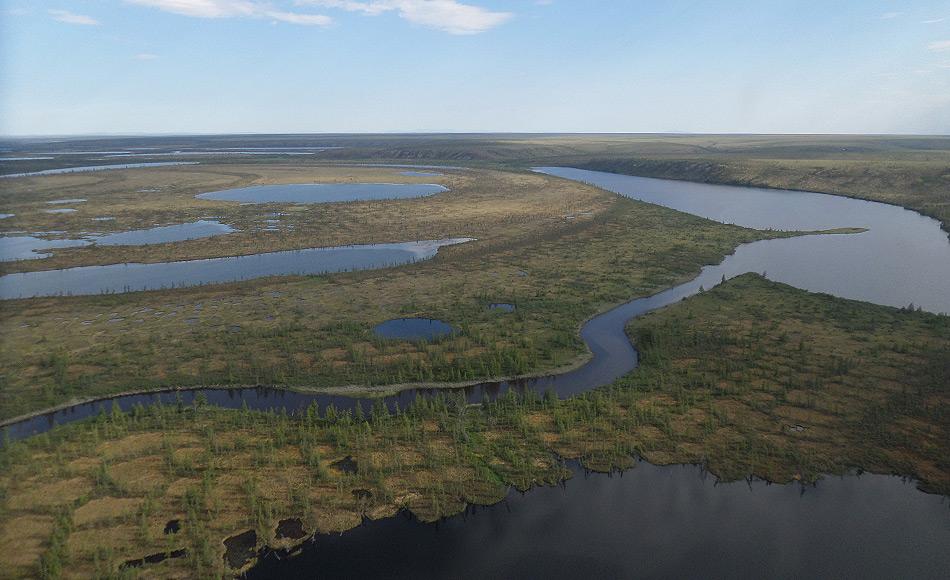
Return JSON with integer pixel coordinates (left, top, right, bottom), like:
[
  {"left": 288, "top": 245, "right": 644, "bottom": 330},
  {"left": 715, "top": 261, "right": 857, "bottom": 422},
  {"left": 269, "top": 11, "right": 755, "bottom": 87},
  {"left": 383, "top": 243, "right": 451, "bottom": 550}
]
[
  {"left": 4, "top": 135, "right": 948, "bottom": 232},
  {"left": 0, "top": 165, "right": 611, "bottom": 274},
  {"left": 574, "top": 155, "right": 950, "bottom": 233},
  {"left": 0, "top": 169, "right": 786, "bottom": 420},
  {"left": 1, "top": 274, "right": 946, "bottom": 578}
]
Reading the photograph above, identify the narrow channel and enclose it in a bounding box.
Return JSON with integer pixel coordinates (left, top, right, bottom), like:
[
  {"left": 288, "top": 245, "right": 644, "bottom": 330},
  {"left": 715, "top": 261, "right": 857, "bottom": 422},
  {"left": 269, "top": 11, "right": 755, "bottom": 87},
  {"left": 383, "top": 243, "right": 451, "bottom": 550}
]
[{"left": 4, "top": 168, "right": 949, "bottom": 441}]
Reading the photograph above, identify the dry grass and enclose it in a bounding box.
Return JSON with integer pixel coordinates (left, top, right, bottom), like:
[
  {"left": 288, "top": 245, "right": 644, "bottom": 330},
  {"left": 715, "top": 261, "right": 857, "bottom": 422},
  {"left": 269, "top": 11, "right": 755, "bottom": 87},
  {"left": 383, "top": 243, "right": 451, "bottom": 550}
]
[
  {"left": 1, "top": 168, "right": 782, "bottom": 420},
  {"left": 0, "top": 164, "right": 610, "bottom": 273}
]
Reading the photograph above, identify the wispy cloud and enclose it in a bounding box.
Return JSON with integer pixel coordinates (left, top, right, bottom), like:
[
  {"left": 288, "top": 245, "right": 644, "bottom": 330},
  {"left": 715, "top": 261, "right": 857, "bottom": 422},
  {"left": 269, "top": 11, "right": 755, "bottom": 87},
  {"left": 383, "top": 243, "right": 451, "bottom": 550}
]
[
  {"left": 929, "top": 40, "right": 950, "bottom": 52},
  {"left": 124, "top": 0, "right": 332, "bottom": 26},
  {"left": 134, "top": 53, "right": 160, "bottom": 60},
  {"left": 48, "top": 9, "right": 100, "bottom": 25},
  {"left": 301, "top": 0, "right": 512, "bottom": 34},
  {"left": 880, "top": 11, "right": 903, "bottom": 19},
  {"left": 922, "top": 18, "right": 945, "bottom": 24}
]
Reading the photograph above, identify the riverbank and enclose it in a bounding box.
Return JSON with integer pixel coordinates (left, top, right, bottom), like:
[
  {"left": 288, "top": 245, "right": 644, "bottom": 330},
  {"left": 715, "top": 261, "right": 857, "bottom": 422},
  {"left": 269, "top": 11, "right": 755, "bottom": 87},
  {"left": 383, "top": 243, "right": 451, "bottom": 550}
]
[
  {"left": 1, "top": 188, "right": 785, "bottom": 421},
  {"left": 1, "top": 274, "right": 946, "bottom": 578},
  {"left": 565, "top": 155, "right": 950, "bottom": 235}
]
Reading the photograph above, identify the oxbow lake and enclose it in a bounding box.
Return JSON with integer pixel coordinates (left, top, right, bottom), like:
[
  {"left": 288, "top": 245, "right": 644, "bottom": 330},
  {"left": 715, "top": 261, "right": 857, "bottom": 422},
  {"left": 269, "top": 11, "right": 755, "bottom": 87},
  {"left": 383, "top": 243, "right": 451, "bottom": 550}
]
[{"left": 3, "top": 168, "right": 949, "bottom": 578}]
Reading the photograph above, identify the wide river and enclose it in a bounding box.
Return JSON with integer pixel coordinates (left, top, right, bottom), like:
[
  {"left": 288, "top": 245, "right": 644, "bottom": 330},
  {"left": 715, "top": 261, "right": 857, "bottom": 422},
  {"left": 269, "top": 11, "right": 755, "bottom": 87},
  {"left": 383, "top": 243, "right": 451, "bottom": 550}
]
[{"left": 3, "top": 168, "right": 949, "bottom": 577}]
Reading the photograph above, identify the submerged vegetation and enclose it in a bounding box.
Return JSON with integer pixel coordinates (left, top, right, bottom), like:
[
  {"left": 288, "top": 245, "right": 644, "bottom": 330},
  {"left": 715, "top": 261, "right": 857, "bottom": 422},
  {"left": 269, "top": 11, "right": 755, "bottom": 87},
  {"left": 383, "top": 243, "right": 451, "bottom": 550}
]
[{"left": 0, "top": 274, "right": 946, "bottom": 577}]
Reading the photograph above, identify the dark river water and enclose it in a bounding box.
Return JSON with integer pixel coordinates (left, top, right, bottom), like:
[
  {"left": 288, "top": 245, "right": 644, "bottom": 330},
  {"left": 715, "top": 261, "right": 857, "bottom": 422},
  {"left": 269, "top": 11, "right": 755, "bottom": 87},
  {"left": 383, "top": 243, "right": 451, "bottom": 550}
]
[
  {"left": 248, "top": 462, "right": 950, "bottom": 580},
  {"left": 3, "top": 168, "right": 949, "bottom": 577}
]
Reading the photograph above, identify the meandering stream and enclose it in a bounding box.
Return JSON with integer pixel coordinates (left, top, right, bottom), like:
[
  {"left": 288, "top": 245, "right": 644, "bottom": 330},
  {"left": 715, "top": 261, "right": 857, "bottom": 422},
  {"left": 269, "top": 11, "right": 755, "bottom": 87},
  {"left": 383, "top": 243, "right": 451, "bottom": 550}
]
[
  {"left": 4, "top": 168, "right": 948, "bottom": 435},
  {"left": 3, "top": 168, "right": 949, "bottom": 577}
]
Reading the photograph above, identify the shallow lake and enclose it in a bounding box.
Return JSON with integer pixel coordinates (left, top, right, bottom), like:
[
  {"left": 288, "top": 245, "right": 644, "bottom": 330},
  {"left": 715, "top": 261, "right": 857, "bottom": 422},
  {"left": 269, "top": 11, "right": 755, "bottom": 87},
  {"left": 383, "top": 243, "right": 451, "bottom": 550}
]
[
  {"left": 0, "top": 236, "right": 90, "bottom": 261},
  {"left": 0, "top": 161, "right": 199, "bottom": 178},
  {"left": 6, "top": 168, "right": 949, "bottom": 429},
  {"left": 247, "top": 461, "right": 950, "bottom": 579},
  {"left": 3, "top": 168, "right": 949, "bottom": 577},
  {"left": 0, "top": 238, "right": 472, "bottom": 299},
  {"left": 0, "top": 221, "right": 235, "bottom": 262},
  {"left": 373, "top": 318, "right": 455, "bottom": 340},
  {"left": 196, "top": 183, "right": 447, "bottom": 204},
  {"left": 93, "top": 220, "right": 234, "bottom": 246}
]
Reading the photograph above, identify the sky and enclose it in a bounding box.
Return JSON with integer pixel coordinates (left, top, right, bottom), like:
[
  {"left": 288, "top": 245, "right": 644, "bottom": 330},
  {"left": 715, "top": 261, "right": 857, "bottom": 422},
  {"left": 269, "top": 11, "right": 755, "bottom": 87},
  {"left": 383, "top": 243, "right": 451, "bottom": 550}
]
[{"left": 1, "top": 0, "right": 949, "bottom": 135}]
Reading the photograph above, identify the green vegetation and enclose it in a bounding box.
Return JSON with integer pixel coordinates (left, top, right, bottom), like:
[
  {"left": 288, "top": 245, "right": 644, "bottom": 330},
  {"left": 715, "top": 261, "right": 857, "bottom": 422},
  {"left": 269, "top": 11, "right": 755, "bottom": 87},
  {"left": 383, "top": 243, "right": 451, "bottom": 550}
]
[
  {"left": 1, "top": 274, "right": 946, "bottom": 577},
  {"left": 5, "top": 135, "right": 948, "bottom": 231},
  {"left": 0, "top": 165, "right": 611, "bottom": 274},
  {"left": 1, "top": 168, "right": 786, "bottom": 421},
  {"left": 363, "top": 133, "right": 948, "bottom": 231}
]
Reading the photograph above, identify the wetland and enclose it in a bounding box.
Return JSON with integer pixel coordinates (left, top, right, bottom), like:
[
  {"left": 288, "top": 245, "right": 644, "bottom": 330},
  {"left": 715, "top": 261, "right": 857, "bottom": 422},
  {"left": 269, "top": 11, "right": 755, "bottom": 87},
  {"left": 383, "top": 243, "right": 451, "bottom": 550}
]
[{"left": 0, "top": 142, "right": 947, "bottom": 579}]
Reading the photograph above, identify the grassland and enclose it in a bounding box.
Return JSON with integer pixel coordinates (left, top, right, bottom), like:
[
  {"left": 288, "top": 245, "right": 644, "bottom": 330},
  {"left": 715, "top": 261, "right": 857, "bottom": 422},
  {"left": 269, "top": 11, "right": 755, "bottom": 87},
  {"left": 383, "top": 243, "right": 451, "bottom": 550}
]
[
  {"left": 1, "top": 274, "right": 946, "bottom": 578},
  {"left": 5, "top": 134, "right": 947, "bottom": 232},
  {"left": 0, "top": 165, "right": 785, "bottom": 420},
  {"left": 326, "top": 134, "right": 950, "bottom": 230},
  {"left": 0, "top": 165, "right": 611, "bottom": 274}
]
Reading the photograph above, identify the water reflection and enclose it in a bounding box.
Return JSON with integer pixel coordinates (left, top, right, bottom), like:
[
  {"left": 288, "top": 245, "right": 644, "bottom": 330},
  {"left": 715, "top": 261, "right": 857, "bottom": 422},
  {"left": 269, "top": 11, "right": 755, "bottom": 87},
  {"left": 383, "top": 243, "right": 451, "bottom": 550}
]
[
  {"left": 0, "top": 238, "right": 473, "bottom": 299},
  {"left": 248, "top": 462, "right": 950, "bottom": 579}
]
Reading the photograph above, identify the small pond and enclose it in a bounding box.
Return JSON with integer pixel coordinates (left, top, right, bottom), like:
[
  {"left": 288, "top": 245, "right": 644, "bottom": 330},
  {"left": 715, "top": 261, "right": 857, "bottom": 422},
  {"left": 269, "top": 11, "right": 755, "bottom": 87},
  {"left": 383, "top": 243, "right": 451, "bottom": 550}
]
[
  {"left": 196, "top": 183, "right": 447, "bottom": 204},
  {"left": 488, "top": 303, "right": 515, "bottom": 312},
  {"left": 44, "top": 208, "right": 77, "bottom": 214},
  {"left": 47, "top": 199, "right": 87, "bottom": 205},
  {"left": 373, "top": 318, "right": 456, "bottom": 341}
]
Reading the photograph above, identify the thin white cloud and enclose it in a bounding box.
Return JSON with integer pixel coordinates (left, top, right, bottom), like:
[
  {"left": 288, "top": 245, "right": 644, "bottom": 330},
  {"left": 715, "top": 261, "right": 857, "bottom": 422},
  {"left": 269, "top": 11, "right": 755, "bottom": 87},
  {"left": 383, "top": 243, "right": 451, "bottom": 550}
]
[
  {"left": 922, "top": 18, "right": 945, "bottom": 24},
  {"left": 134, "top": 53, "right": 160, "bottom": 60},
  {"left": 266, "top": 10, "right": 332, "bottom": 24},
  {"left": 300, "top": 0, "right": 512, "bottom": 34},
  {"left": 929, "top": 40, "right": 950, "bottom": 52},
  {"left": 48, "top": 9, "right": 100, "bottom": 25},
  {"left": 124, "top": 0, "right": 332, "bottom": 25},
  {"left": 880, "top": 11, "right": 903, "bottom": 19}
]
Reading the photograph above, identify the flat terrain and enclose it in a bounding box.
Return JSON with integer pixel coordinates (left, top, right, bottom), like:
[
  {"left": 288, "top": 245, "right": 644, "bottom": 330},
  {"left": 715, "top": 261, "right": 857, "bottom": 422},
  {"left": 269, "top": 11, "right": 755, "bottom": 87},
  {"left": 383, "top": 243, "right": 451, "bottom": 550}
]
[
  {"left": 5, "top": 134, "right": 946, "bottom": 229},
  {"left": 1, "top": 137, "right": 947, "bottom": 579},
  {"left": 0, "top": 165, "right": 609, "bottom": 273},
  {"left": 1, "top": 275, "right": 946, "bottom": 578},
  {"left": 0, "top": 166, "right": 782, "bottom": 420}
]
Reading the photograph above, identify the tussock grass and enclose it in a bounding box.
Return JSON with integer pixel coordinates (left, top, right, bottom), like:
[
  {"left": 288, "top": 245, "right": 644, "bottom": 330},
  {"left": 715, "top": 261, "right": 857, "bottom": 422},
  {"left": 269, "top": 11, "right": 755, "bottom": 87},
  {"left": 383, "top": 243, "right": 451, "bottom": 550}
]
[
  {"left": 1, "top": 169, "right": 781, "bottom": 420},
  {"left": 1, "top": 275, "right": 946, "bottom": 577}
]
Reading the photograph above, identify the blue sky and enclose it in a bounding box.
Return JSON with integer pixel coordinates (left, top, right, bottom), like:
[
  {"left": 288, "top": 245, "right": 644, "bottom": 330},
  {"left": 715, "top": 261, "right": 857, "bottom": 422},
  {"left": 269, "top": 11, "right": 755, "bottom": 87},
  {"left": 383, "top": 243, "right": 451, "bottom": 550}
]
[{"left": 2, "top": 0, "right": 949, "bottom": 135}]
